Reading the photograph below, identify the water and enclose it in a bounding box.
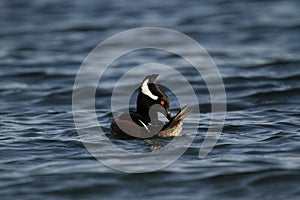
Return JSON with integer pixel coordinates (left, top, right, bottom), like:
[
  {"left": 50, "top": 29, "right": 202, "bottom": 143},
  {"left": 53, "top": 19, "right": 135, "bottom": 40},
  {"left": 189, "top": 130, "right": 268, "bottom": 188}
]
[{"left": 1, "top": 0, "right": 300, "bottom": 199}]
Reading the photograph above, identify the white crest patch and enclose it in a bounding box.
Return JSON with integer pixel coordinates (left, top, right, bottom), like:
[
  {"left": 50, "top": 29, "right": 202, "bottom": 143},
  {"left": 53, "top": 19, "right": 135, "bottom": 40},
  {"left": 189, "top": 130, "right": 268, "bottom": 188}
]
[{"left": 141, "top": 79, "right": 159, "bottom": 100}]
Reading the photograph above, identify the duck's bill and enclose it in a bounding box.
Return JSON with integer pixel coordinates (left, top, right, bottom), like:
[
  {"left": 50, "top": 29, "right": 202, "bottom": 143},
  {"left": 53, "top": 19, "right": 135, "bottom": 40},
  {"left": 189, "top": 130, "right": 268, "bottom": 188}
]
[{"left": 166, "top": 111, "right": 172, "bottom": 120}]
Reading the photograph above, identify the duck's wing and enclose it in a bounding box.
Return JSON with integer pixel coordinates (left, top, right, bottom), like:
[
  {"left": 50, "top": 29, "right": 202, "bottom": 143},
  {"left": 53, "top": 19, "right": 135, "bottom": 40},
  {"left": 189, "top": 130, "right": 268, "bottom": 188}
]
[
  {"left": 111, "top": 118, "right": 148, "bottom": 139},
  {"left": 160, "top": 103, "right": 192, "bottom": 131},
  {"left": 111, "top": 112, "right": 163, "bottom": 139},
  {"left": 156, "top": 104, "right": 192, "bottom": 138},
  {"left": 171, "top": 103, "right": 193, "bottom": 123}
]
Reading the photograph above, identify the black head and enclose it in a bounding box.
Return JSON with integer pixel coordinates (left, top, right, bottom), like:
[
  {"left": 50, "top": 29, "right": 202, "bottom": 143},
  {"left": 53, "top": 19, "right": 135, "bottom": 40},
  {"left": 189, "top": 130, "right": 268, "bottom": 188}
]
[{"left": 136, "top": 74, "right": 172, "bottom": 123}]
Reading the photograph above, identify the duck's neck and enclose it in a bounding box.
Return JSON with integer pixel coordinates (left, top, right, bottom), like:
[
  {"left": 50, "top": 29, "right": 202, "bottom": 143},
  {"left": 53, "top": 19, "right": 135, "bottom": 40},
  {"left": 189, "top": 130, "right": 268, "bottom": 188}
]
[{"left": 136, "top": 95, "right": 158, "bottom": 124}]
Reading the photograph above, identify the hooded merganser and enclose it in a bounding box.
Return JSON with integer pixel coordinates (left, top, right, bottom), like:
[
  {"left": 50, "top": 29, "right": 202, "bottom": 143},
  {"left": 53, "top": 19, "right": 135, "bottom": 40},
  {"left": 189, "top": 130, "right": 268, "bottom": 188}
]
[{"left": 110, "top": 74, "right": 192, "bottom": 139}]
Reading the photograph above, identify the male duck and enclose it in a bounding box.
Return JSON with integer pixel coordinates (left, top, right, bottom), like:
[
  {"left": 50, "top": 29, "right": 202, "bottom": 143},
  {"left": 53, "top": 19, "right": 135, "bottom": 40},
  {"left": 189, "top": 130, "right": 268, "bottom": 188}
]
[{"left": 110, "top": 74, "right": 191, "bottom": 139}]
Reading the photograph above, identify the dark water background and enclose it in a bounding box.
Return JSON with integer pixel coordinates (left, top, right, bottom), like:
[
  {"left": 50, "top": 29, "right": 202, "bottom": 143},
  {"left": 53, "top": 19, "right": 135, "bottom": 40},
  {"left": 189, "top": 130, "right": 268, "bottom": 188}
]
[{"left": 1, "top": 0, "right": 300, "bottom": 199}]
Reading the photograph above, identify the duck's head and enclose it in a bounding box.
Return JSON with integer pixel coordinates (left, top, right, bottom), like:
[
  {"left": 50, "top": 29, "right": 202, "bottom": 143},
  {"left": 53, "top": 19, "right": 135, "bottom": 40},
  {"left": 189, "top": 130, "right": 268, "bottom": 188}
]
[{"left": 136, "top": 74, "right": 172, "bottom": 122}]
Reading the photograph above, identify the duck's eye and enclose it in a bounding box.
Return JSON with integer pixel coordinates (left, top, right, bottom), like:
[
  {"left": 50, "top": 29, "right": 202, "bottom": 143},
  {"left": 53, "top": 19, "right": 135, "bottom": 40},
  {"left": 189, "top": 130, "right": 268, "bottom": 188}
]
[{"left": 160, "top": 100, "right": 165, "bottom": 106}]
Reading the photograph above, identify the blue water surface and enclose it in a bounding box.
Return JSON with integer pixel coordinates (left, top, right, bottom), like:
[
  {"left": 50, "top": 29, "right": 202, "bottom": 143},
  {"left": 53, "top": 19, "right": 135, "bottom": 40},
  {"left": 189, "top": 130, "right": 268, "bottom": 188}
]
[{"left": 1, "top": 0, "right": 300, "bottom": 199}]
